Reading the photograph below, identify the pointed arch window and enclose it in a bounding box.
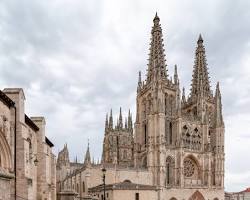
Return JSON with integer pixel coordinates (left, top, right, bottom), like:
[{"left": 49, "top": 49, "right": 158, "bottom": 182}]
[
  {"left": 166, "top": 156, "right": 175, "bottom": 186},
  {"left": 144, "top": 123, "right": 147, "bottom": 146},
  {"left": 82, "top": 181, "right": 85, "bottom": 193},
  {"left": 169, "top": 122, "right": 172, "bottom": 145}
]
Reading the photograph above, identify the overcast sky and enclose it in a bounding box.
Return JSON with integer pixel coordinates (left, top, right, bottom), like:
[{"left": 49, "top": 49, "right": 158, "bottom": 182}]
[{"left": 0, "top": 0, "right": 250, "bottom": 192}]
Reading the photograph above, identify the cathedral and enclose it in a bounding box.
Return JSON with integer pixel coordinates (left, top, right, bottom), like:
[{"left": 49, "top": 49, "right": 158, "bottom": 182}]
[{"left": 56, "top": 13, "right": 225, "bottom": 200}]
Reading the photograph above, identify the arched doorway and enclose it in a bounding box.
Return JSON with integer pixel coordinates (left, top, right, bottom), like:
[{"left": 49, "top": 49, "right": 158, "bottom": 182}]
[{"left": 188, "top": 191, "right": 205, "bottom": 200}]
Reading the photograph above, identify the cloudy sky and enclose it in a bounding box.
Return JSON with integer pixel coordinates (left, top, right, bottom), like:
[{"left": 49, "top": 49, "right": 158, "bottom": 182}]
[{"left": 0, "top": 0, "right": 250, "bottom": 192}]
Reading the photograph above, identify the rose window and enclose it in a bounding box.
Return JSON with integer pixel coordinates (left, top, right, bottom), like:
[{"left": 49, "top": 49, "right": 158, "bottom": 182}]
[{"left": 184, "top": 159, "right": 195, "bottom": 177}]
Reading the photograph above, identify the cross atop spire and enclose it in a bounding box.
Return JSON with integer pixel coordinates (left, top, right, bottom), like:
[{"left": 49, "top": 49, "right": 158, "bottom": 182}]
[
  {"left": 146, "top": 13, "right": 167, "bottom": 84},
  {"left": 190, "top": 34, "right": 212, "bottom": 100}
]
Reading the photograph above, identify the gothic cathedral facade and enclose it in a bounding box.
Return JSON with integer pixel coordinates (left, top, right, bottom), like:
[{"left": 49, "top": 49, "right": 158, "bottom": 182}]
[{"left": 57, "top": 14, "right": 225, "bottom": 200}]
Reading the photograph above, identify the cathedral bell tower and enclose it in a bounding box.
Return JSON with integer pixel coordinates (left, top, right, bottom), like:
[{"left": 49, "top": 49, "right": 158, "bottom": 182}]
[{"left": 134, "top": 13, "right": 180, "bottom": 186}]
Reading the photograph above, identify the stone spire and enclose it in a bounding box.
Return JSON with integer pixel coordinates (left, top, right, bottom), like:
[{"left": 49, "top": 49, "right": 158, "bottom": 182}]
[
  {"left": 118, "top": 107, "right": 123, "bottom": 129},
  {"left": 125, "top": 117, "right": 128, "bottom": 129},
  {"left": 174, "top": 64, "right": 179, "bottom": 85},
  {"left": 214, "top": 82, "right": 224, "bottom": 127},
  {"left": 146, "top": 13, "right": 167, "bottom": 84},
  {"left": 105, "top": 113, "right": 109, "bottom": 132},
  {"left": 190, "top": 34, "right": 212, "bottom": 100},
  {"left": 109, "top": 109, "right": 113, "bottom": 129},
  {"left": 137, "top": 71, "right": 142, "bottom": 92},
  {"left": 128, "top": 109, "right": 133, "bottom": 132},
  {"left": 84, "top": 141, "right": 91, "bottom": 166}
]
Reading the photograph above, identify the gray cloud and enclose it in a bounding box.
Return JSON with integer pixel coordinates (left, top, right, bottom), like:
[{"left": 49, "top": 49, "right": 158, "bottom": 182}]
[{"left": 0, "top": 0, "right": 249, "bottom": 192}]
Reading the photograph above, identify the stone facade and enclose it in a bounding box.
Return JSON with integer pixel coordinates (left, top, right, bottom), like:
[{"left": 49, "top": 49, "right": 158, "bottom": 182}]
[
  {"left": 0, "top": 88, "right": 56, "bottom": 200},
  {"left": 56, "top": 14, "right": 225, "bottom": 200}
]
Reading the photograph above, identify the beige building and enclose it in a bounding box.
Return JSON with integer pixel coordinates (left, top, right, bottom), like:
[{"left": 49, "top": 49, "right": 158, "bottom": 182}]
[
  {"left": 89, "top": 180, "right": 158, "bottom": 200},
  {"left": 0, "top": 88, "right": 56, "bottom": 200},
  {"left": 56, "top": 13, "right": 225, "bottom": 200},
  {"left": 225, "top": 188, "right": 250, "bottom": 200}
]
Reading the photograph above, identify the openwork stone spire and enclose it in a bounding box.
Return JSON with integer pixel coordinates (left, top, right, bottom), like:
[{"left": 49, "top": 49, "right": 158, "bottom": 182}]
[
  {"left": 190, "top": 34, "right": 212, "bottom": 99},
  {"left": 146, "top": 13, "right": 167, "bottom": 83}
]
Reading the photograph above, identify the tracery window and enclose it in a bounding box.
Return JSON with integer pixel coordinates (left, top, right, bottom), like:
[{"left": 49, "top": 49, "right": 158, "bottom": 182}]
[
  {"left": 183, "top": 156, "right": 200, "bottom": 182},
  {"left": 184, "top": 158, "right": 195, "bottom": 177}
]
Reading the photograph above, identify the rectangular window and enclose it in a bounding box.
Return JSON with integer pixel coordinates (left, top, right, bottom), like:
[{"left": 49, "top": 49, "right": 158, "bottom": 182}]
[{"left": 135, "top": 193, "right": 139, "bottom": 200}]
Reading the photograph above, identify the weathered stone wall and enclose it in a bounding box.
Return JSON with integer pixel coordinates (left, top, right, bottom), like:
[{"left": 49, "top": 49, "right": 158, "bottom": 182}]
[{"left": 0, "top": 177, "right": 11, "bottom": 200}]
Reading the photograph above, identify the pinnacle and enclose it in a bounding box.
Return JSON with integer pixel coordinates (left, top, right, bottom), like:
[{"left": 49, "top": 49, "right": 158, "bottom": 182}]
[
  {"left": 153, "top": 12, "right": 160, "bottom": 22},
  {"left": 198, "top": 34, "right": 203, "bottom": 43},
  {"left": 215, "top": 82, "right": 221, "bottom": 96}
]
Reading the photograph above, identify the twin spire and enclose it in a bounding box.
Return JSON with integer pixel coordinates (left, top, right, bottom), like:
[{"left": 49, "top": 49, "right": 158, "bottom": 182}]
[
  {"left": 105, "top": 108, "right": 133, "bottom": 131},
  {"left": 190, "top": 34, "right": 212, "bottom": 100},
  {"left": 146, "top": 13, "right": 168, "bottom": 83}
]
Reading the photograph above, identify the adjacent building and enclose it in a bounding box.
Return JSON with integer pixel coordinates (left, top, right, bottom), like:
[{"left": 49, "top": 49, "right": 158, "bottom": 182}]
[
  {"left": 56, "top": 14, "right": 225, "bottom": 200},
  {"left": 0, "top": 88, "right": 56, "bottom": 200},
  {"left": 225, "top": 188, "right": 250, "bottom": 200}
]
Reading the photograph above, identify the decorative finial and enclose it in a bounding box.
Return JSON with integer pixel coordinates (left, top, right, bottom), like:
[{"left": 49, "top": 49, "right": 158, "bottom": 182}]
[
  {"left": 197, "top": 34, "right": 203, "bottom": 44},
  {"left": 154, "top": 12, "right": 160, "bottom": 21}
]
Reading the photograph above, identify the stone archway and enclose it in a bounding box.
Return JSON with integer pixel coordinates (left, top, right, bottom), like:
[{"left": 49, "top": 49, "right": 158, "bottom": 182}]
[
  {"left": 188, "top": 191, "right": 205, "bottom": 200},
  {"left": 0, "top": 130, "right": 12, "bottom": 170}
]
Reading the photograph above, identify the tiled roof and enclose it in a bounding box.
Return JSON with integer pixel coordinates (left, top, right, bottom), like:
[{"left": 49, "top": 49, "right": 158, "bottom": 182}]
[
  {"left": 243, "top": 187, "right": 250, "bottom": 192},
  {"left": 89, "top": 180, "right": 157, "bottom": 192}
]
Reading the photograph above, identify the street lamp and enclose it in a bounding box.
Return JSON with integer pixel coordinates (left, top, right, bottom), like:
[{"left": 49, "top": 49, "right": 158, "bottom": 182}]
[{"left": 102, "top": 168, "right": 107, "bottom": 200}]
